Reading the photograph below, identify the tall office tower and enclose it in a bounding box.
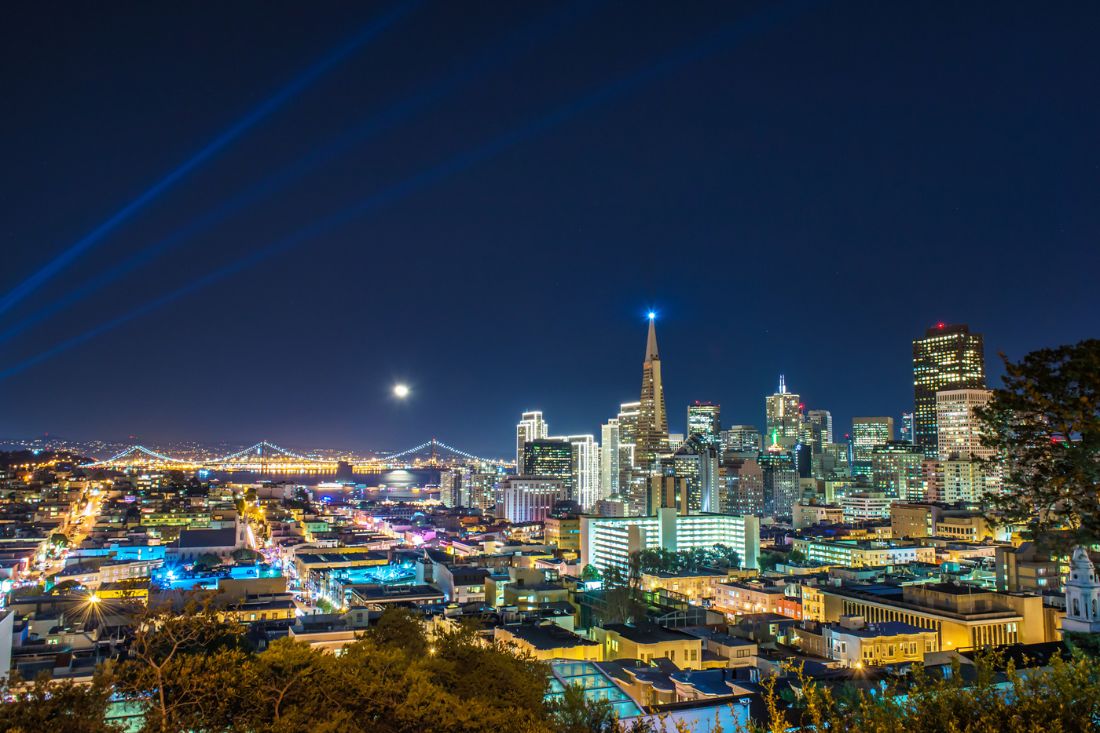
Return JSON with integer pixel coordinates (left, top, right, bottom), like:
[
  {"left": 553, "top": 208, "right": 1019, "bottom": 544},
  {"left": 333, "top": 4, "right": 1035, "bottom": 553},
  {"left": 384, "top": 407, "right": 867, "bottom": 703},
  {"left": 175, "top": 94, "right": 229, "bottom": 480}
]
[
  {"left": 721, "top": 425, "right": 763, "bottom": 457},
  {"left": 467, "top": 471, "right": 502, "bottom": 514},
  {"left": 686, "top": 401, "right": 721, "bottom": 444},
  {"left": 765, "top": 375, "right": 802, "bottom": 449},
  {"left": 617, "top": 401, "right": 640, "bottom": 467},
  {"left": 599, "top": 419, "right": 621, "bottom": 500},
  {"left": 663, "top": 437, "right": 720, "bottom": 513},
  {"left": 806, "top": 409, "right": 833, "bottom": 452},
  {"left": 871, "top": 441, "right": 926, "bottom": 500},
  {"left": 758, "top": 449, "right": 799, "bottom": 517},
  {"left": 636, "top": 314, "right": 669, "bottom": 468},
  {"left": 936, "top": 388, "right": 993, "bottom": 460},
  {"left": 900, "top": 412, "right": 915, "bottom": 443},
  {"left": 913, "top": 323, "right": 985, "bottom": 456},
  {"left": 813, "top": 442, "right": 851, "bottom": 480},
  {"left": 922, "top": 459, "right": 944, "bottom": 502},
  {"left": 647, "top": 475, "right": 688, "bottom": 516},
  {"left": 942, "top": 459, "right": 1001, "bottom": 505},
  {"left": 440, "top": 467, "right": 471, "bottom": 507},
  {"left": 721, "top": 458, "right": 765, "bottom": 515},
  {"left": 553, "top": 434, "right": 600, "bottom": 510},
  {"left": 851, "top": 417, "right": 895, "bottom": 462},
  {"left": 516, "top": 411, "right": 548, "bottom": 469},
  {"left": 522, "top": 439, "right": 573, "bottom": 496}
]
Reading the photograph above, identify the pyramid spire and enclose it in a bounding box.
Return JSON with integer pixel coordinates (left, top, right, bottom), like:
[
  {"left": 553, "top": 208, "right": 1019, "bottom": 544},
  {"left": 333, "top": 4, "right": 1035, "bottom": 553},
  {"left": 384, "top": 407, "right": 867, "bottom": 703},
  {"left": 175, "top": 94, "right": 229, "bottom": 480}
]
[{"left": 645, "top": 313, "right": 659, "bottom": 362}]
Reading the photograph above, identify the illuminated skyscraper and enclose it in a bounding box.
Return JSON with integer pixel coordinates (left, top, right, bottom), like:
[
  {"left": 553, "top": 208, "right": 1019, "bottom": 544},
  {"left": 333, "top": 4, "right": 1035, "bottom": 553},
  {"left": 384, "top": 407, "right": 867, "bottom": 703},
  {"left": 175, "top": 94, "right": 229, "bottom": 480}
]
[
  {"left": 617, "top": 401, "right": 640, "bottom": 470},
  {"left": 759, "top": 449, "right": 799, "bottom": 517},
  {"left": 599, "top": 419, "right": 620, "bottom": 500},
  {"left": 765, "top": 375, "right": 802, "bottom": 449},
  {"left": 636, "top": 314, "right": 668, "bottom": 468},
  {"left": 662, "top": 436, "right": 720, "bottom": 513},
  {"left": 551, "top": 434, "right": 600, "bottom": 510},
  {"left": 900, "top": 412, "right": 915, "bottom": 443},
  {"left": 851, "top": 417, "right": 895, "bottom": 462},
  {"left": 936, "top": 388, "right": 993, "bottom": 460},
  {"left": 686, "top": 401, "right": 721, "bottom": 444},
  {"left": 806, "top": 409, "right": 833, "bottom": 453},
  {"left": 871, "top": 441, "right": 925, "bottom": 500},
  {"left": 516, "top": 411, "right": 548, "bottom": 469},
  {"left": 522, "top": 438, "right": 572, "bottom": 493},
  {"left": 721, "top": 458, "right": 765, "bottom": 515},
  {"left": 913, "top": 323, "right": 985, "bottom": 456},
  {"left": 721, "top": 425, "right": 762, "bottom": 457}
]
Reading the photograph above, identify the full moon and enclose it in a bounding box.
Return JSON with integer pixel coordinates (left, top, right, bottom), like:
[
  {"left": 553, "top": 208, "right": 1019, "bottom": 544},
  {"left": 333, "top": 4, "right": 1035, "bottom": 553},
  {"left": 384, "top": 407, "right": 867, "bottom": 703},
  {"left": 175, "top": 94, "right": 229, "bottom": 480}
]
[{"left": 393, "top": 384, "right": 410, "bottom": 399}]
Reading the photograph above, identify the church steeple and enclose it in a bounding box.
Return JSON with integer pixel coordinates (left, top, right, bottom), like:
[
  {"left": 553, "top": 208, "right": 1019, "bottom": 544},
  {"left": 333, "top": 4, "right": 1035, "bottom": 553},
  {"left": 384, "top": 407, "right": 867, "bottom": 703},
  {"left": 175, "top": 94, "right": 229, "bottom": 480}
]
[{"left": 1063, "top": 546, "right": 1100, "bottom": 634}]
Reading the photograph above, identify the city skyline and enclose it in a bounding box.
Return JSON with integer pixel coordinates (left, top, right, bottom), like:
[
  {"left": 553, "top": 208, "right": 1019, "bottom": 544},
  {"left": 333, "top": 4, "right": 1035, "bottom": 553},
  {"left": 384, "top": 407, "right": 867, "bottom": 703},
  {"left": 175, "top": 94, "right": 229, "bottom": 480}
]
[
  {"left": 2, "top": 2, "right": 1097, "bottom": 454},
  {"left": 0, "top": 316, "right": 1071, "bottom": 457}
]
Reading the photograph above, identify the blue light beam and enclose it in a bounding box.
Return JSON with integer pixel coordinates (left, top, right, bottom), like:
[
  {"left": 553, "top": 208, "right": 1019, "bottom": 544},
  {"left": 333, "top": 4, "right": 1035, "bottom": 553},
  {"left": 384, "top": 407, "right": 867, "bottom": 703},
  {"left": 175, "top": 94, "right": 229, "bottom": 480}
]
[
  {"left": 0, "top": 0, "right": 596, "bottom": 346},
  {"left": 0, "top": 0, "right": 816, "bottom": 383},
  {"left": 0, "top": 0, "right": 422, "bottom": 318}
]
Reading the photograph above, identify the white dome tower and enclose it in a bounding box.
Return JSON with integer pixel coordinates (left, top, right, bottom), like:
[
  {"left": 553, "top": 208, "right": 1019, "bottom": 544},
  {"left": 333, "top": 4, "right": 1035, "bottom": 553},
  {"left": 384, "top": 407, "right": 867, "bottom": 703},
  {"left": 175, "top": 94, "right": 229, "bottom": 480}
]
[{"left": 1063, "top": 546, "right": 1100, "bottom": 634}]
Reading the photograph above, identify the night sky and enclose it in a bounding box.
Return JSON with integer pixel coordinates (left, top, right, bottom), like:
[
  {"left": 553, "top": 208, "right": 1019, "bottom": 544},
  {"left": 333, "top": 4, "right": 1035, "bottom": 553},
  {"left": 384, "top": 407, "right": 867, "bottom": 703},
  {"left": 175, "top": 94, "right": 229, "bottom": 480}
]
[{"left": 2, "top": 1, "right": 1097, "bottom": 457}]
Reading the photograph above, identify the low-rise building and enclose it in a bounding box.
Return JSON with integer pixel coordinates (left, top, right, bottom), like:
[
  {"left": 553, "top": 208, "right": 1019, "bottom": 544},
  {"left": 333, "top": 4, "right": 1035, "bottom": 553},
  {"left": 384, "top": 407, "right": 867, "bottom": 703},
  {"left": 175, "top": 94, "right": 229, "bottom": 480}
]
[
  {"left": 639, "top": 569, "right": 730, "bottom": 605},
  {"left": 495, "top": 623, "right": 601, "bottom": 661},
  {"left": 804, "top": 581, "right": 1057, "bottom": 651},
  {"left": 790, "top": 538, "right": 935, "bottom": 568},
  {"left": 434, "top": 564, "right": 489, "bottom": 605},
  {"left": 592, "top": 623, "right": 705, "bottom": 669},
  {"left": 795, "top": 616, "right": 939, "bottom": 666}
]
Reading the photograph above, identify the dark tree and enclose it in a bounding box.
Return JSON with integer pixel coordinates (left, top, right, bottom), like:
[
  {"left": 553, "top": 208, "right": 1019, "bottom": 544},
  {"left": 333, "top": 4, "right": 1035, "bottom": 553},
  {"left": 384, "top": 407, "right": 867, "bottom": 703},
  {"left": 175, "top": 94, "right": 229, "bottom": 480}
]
[
  {"left": 977, "top": 339, "right": 1100, "bottom": 546},
  {"left": 0, "top": 670, "right": 120, "bottom": 733}
]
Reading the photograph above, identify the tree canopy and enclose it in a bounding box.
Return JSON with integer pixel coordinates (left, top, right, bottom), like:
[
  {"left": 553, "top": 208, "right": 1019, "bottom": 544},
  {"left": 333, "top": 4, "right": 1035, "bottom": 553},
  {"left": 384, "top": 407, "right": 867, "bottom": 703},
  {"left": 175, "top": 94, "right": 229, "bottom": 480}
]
[{"left": 977, "top": 339, "right": 1100, "bottom": 546}]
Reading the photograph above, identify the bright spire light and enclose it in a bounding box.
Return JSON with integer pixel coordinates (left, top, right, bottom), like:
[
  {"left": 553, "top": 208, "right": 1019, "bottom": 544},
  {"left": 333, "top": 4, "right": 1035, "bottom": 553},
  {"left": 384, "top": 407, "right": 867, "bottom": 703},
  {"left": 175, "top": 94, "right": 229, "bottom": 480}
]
[
  {"left": 393, "top": 384, "right": 410, "bottom": 399},
  {"left": 647, "top": 311, "right": 656, "bottom": 320}
]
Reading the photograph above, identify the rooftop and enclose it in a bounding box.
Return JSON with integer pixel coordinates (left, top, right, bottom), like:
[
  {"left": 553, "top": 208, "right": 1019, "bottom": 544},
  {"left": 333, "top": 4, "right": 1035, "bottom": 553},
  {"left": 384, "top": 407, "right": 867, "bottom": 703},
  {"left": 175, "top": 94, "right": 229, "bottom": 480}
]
[
  {"left": 502, "top": 624, "right": 598, "bottom": 650},
  {"left": 602, "top": 622, "right": 699, "bottom": 645}
]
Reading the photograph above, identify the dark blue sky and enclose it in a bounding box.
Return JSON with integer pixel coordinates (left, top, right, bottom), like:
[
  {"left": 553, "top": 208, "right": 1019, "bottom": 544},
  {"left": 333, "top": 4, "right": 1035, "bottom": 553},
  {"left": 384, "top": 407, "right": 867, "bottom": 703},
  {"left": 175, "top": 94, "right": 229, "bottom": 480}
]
[{"left": 1, "top": 1, "right": 1097, "bottom": 457}]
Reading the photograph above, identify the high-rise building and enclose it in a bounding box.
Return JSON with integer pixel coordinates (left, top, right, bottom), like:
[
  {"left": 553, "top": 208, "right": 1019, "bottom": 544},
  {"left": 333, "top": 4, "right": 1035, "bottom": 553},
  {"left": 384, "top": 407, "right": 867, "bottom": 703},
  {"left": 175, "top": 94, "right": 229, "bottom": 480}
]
[
  {"left": 913, "top": 323, "right": 985, "bottom": 456},
  {"left": 522, "top": 439, "right": 572, "bottom": 494},
  {"left": 467, "top": 470, "right": 502, "bottom": 514},
  {"left": 806, "top": 409, "right": 833, "bottom": 452},
  {"left": 813, "top": 442, "right": 851, "bottom": 480},
  {"left": 851, "top": 417, "right": 895, "bottom": 462},
  {"left": 516, "top": 411, "right": 548, "bottom": 469},
  {"left": 501, "top": 478, "right": 568, "bottom": 523},
  {"left": 758, "top": 449, "right": 799, "bottom": 517},
  {"left": 686, "top": 401, "right": 721, "bottom": 445},
  {"left": 616, "top": 401, "right": 640, "bottom": 475},
  {"left": 765, "top": 375, "right": 802, "bottom": 449},
  {"left": 936, "top": 388, "right": 993, "bottom": 460},
  {"left": 900, "top": 412, "right": 915, "bottom": 443},
  {"left": 440, "top": 467, "right": 471, "bottom": 507},
  {"left": 636, "top": 314, "right": 669, "bottom": 468},
  {"left": 581, "top": 509, "right": 760, "bottom": 572},
  {"left": 662, "top": 437, "right": 720, "bottom": 513},
  {"left": 552, "top": 434, "right": 600, "bottom": 510},
  {"left": 647, "top": 475, "right": 688, "bottom": 516},
  {"left": 721, "top": 425, "right": 762, "bottom": 457},
  {"left": 871, "top": 441, "right": 926, "bottom": 501},
  {"left": 599, "top": 419, "right": 620, "bottom": 501},
  {"left": 721, "top": 458, "right": 765, "bottom": 516},
  {"left": 942, "top": 458, "right": 1001, "bottom": 505}
]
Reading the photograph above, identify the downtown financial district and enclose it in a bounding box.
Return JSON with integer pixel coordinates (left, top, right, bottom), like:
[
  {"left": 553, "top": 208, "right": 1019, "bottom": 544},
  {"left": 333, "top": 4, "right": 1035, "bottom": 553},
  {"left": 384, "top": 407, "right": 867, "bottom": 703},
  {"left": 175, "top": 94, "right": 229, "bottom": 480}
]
[{"left": 1, "top": 317, "right": 1095, "bottom": 728}]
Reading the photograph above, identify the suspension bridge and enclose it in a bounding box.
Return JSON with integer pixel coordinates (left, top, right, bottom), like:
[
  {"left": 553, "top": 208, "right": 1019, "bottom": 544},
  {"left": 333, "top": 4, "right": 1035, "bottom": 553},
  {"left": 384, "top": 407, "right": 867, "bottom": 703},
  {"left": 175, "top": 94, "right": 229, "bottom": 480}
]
[{"left": 82, "top": 438, "right": 511, "bottom": 472}]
